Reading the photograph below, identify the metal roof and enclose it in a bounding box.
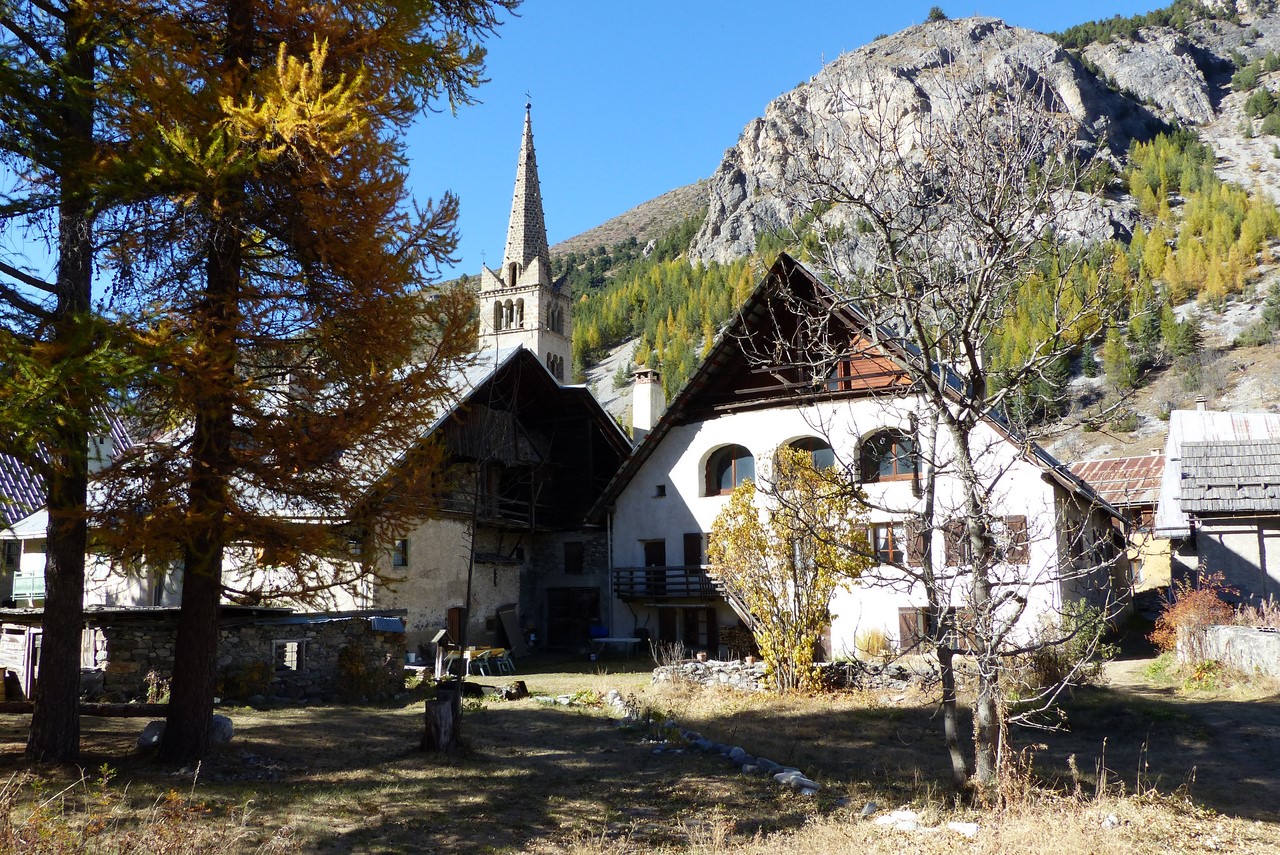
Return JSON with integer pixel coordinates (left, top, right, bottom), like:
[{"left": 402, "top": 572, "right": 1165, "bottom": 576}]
[
  {"left": 1069, "top": 454, "right": 1164, "bottom": 509},
  {"left": 1, "top": 417, "right": 133, "bottom": 529}
]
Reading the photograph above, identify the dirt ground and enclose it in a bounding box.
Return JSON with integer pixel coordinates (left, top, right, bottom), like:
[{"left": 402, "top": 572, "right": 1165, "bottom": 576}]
[{"left": 0, "top": 652, "right": 1275, "bottom": 852}]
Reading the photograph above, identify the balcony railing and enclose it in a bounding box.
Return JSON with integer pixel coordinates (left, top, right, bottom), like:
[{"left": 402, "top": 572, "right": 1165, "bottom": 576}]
[
  {"left": 11, "top": 574, "right": 44, "bottom": 601},
  {"left": 612, "top": 566, "right": 718, "bottom": 601}
]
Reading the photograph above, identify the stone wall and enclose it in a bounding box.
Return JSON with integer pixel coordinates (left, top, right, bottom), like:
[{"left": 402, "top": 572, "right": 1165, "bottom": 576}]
[
  {"left": 1182, "top": 625, "right": 1280, "bottom": 677},
  {"left": 100, "top": 616, "right": 406, "bottom": 701},
  {"left": 652, "top": 658, "right": 939, "bottom": 693}
]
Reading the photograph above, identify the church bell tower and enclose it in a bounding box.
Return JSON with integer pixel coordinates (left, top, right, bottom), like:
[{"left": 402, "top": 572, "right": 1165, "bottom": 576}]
[{"left": 477, "top": 103, "right": 573, "bottom": 382}]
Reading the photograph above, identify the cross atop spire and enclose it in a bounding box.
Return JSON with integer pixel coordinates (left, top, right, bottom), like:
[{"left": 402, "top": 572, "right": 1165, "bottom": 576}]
[{"left": 502, "top": 103, "right": 550, "bottom": 274}]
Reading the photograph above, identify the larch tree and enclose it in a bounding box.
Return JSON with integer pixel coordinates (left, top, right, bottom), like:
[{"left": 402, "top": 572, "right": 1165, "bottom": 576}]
[
  {"left": 0, "top": 0, "right": 140, "bottom": 763},
  {"left": 93, "top": 0, "right": 515, "bottom": 762},
  {"left": 707, "top": 446, "right": 872, "bottom": 692},
  {"left": 757, "top": 42, "right": 1129, "bottom": 790}
]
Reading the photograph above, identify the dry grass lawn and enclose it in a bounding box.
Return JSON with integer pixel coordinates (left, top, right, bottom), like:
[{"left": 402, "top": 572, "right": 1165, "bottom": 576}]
[{"left": 0, "top": 652, "right": 1275, "bottom": 853}]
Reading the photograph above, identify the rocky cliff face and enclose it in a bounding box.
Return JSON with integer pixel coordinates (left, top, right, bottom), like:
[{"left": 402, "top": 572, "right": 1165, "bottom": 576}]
[
  {"left": 686, "top": 8, "right": 1280, "bottom": 266},
  {"left": 689, "top": 17, "right": 1165, "bottom": 265}
]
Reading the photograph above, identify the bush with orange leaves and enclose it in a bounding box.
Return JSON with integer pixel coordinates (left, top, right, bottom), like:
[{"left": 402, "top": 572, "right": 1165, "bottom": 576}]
[{"left": 1149, "top": 573, "right": 1236, "bottom": 655}]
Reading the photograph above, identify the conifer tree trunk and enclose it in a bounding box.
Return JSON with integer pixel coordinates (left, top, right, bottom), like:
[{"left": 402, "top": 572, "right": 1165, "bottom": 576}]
[
  {"left": 160, "top": 0, "right": 249, "bottom": 763},
  {"left": 26, "top": 0, "right": 95, "bottom": 764}
]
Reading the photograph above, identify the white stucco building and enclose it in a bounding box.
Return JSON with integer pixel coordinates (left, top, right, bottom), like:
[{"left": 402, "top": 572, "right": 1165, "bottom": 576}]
[{"left": 593, "top": 254, "right": 1129, "bottom": 657}]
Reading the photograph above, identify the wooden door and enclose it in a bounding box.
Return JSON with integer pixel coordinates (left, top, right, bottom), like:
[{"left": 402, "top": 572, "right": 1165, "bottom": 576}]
[
  {"left": 546, "top": 587, "right": 600, "bottom": 648},
  {"left": 657, "top": 609, "right": 677, "bottom": 645}
]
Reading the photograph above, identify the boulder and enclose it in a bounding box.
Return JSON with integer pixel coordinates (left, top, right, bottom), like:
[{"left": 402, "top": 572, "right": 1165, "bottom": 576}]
[
  {"left": 209, "top": 714, "right": 234, "bottom": 746},
  {"left": 137, "top": 720, "right": 165, "bottom": 749}
]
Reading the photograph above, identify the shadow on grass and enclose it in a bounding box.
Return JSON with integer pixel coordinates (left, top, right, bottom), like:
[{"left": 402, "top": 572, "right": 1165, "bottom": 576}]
[
  {"left": 0, "top": 697, "right": 815, "bottom": 851},
  {"left": 676, "top": 679, "right": 1280, "bottom": 825},
  {"left": 0, "top": 659, "right": 1273, "bottom": 848}
]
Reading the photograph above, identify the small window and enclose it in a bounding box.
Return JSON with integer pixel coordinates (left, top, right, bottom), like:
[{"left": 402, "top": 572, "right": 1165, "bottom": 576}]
[
  {"left": 786, "top": 437, "right": 835, "bottom": 470},
  {"left": 563, "top": 541, "right": 585, "bottom": 575},
  {"left": 654, "top": 484, "right": 666, "bottom": 497},
  {"left": 392, "top": 538, "right": 409, "bottom": 567},
  {"left": 1, "top": 541, "right": 17, "bottom": 571},
  {"left": 826, "top": 358, "right": 855, "bottom": 392},
  {"left": 860, "top": 430, "right": 917, "bottom": 482},
  {"left": 274, "top": 640, "right": 305, "bottom": 672},
  {"left": 871, "top": 523, "right": 905, "bottom": 565},
  {"left": 706, "top": 445, "right": 755, "bottom": 495}
]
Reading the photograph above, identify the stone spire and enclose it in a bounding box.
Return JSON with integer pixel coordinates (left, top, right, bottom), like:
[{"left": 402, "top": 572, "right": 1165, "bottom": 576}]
[{"left": 502, "top": 102, "right": 550, "bottom": 273}]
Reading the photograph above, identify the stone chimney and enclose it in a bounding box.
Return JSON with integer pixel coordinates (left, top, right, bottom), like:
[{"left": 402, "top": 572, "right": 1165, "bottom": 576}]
[
  {"left": 632, "top": 367, "right": 665, "bottom": 443},
  {"left": 88, "top": 434, "right": 112, "bottom": 475}
]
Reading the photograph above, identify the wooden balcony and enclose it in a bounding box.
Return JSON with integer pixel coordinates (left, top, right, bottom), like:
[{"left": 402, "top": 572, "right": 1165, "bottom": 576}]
[{"left": 612, "top": 566, "right": 719, "bottom": 601}]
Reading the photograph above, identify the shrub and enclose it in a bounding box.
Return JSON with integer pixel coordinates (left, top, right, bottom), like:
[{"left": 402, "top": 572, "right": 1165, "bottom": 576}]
[
  {"left": 1020, "top": 601, "right": 1117, "bottom": 692},
  {"left": 1245, "top": 87, "right": 1276, "bottom": 118},
  {"left": 1233, "top": 63, "right": 1260, "bottom": 91},
  {"left": 1234, "top": 320, "right": 1274, "bottom": 347},
  {"left": 855, "top": 628, "right": 891, "bottom": 658},
  {"left": 1149, "top": 574, "right": 1235, "bottom": 658}
]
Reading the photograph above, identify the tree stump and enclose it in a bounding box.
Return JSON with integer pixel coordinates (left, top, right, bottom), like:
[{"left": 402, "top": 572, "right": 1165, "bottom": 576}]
[{"left": 421, "top": 683, "right": 462, "bottom": 753}]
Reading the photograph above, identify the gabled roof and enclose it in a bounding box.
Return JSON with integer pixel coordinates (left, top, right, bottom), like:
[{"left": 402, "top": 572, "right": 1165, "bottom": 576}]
[
  {"left": 1069, "top": 454, "right": 1164, "bottom": 509},
  {"left": 0, "top": 454, "right": 43, "bottom": 529},
  {"left": 1, "top": 418, "right": 133, "bottom": 529},
  {"left": 589, "top": 253, "right": 1120, "bottom": 522},
  {"left": 1155, "top": 408, "right": 1280, "bottom": 538},
  {"left": 1180, "top": 439, "right": 1280, "bottom": 515},
  {"left": 362, "top": 343, "right": 631, "bottom": 528}
]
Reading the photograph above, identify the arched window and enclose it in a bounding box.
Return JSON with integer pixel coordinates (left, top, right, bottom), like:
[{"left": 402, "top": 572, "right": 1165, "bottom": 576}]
[
  {"left": 504, "top": 299, "right": 514, "bottom": 329},
  {"left": 515, "top": 298, "right": 525, "bottom": 327},
  {"left": 508, "top": 262, "right": 519, "bottom": 286},
  {"left": 859, "top": 430, "right": 917, "bottom": 482},
  {"left": 493, "top": 301, "right": 503, "bottom": 331},
  {"left": 786, "top": 437, "right": 835, "bottom": 470},
  {"left": 705, "top": 445, "right": 755, "bottom": 495}
]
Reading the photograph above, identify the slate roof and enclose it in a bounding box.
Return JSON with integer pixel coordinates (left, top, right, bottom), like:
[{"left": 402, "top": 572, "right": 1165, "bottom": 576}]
[
  {"left": 1180, "top": 440, "right": 1280, "bottom": 514},
  {"left": 1069, "top": 454, "right": 1164, "bottom": 509},
  {"left": 1154, "top": 409, "right": 1280, "bottom": 538}
]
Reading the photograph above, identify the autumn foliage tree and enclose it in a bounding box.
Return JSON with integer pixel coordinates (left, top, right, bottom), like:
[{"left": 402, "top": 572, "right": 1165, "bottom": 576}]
[
  {"left": 708, "top": 447, "right": 872, "bottom": 692},
  {"left": 91, "top": 0, "right": 514, "bottom": 762}
]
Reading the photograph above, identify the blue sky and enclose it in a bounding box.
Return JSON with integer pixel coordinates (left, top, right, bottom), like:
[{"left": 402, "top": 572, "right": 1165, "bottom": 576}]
[{"left": 410, "top": 1, "right": 1167, "bottom": 278}]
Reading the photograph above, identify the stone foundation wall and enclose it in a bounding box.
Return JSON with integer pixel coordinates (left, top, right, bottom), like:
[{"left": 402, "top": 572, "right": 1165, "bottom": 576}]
[
  {"left": 652, "top": 658, "right": 939, "bottom": 693},
  {"left": 1181, "top": 625, "right": 1280, "bottom": 677},
  {"left": 100, "top": 617, "right": 406, "bottom": 701}
]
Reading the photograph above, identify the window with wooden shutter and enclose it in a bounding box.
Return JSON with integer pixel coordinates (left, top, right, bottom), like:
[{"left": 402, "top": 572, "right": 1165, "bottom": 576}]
[
  {"left": 1002, "top": 515, "right": 1029, "bottom": 563},
  {"left": 898, "top": 608, "right": 925, "bottom": 651},
  {"left": 943, "top": 521, "right": 965, "bottom": 565},
  {"left": 904, "top": 518, "right": 925, "bottom": 567}
]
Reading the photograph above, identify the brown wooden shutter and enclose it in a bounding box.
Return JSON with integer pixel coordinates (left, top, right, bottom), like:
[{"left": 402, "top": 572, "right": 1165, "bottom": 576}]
[
  {"left": 905, "top": 518, "right": 924, "bottom": 567},
  {"left": 943, "top": 521, "right": 963, "bottom": 565},
  {"left": 898, "top": 607, "right": 921, "bottom": 651},
  {"left": 1004, "top": 515, "right": 1029, "bottom": 563}
]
